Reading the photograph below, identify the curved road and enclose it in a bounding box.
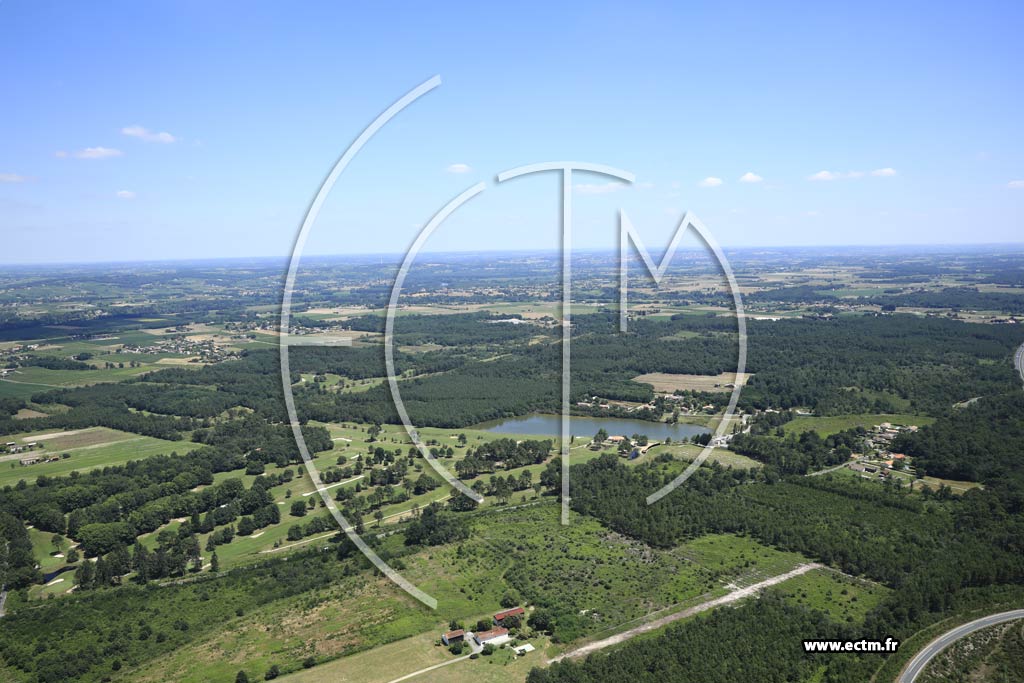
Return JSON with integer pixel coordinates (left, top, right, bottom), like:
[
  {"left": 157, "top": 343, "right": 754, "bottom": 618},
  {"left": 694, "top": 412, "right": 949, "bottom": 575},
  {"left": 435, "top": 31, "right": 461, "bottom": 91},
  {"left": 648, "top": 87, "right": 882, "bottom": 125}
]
[
  {"left": 1016, "top": 342, "right": 1024, "bottom": 386},
  {"left": 897, "top": 609, "right": 1024, "bottom": 683}
]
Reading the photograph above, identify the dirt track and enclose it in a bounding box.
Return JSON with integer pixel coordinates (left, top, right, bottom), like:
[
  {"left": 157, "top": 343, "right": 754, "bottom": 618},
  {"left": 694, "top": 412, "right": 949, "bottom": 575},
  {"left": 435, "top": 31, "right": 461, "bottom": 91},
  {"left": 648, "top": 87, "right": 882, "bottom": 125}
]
[{"left": 550, "top": 562, "right": 822, "bottom": 663}]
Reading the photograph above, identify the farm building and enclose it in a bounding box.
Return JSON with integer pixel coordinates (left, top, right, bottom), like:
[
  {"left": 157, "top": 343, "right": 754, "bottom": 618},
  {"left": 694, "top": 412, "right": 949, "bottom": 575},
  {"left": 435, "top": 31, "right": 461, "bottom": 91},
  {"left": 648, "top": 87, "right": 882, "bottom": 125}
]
[
  {"left": 441, "top": 629, "right": 464, "bottom": 645},
  {"left": 495, "top": 610, "right": 528, "bottom": 626},
  {"left": 19, "top": 455, "right": 41, "bottom": 466},
  {"left": 473, "top": 627, "right": 510, "bottom": 646}
]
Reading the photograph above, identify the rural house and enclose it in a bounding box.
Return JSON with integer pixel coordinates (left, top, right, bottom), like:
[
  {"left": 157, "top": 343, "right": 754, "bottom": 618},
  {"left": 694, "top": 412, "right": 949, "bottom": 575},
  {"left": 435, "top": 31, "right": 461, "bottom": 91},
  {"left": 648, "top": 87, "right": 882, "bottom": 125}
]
[
  {"left": 494, "top": 606, "right": 525, "bottom": 624},
  {"left": 441, "top": 629, "right": 464, "bottom": 645},
  {"left": 473, "top": 627, "right": 510, "bottom": 646}
]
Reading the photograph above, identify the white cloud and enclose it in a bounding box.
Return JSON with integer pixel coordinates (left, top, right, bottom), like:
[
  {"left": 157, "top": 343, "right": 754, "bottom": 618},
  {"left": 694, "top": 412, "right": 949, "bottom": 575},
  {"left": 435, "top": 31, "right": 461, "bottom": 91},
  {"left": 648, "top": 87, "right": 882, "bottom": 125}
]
[
  {"left": 0, "top": 173, "right": 27, "bottom": 183},
  {"left": 115, "top": 190, "right": 136, "bottom": 199},
  {"left": 63, "top": 147, "right": 123, "bottom": 160},
  {"left": 739, "top": 172, "right": 763, "bottom": 183},
  {"left": 575, "top": 182, "right": 627, "bottom": 195},
  {"left": 1009, "top": 180, "right": 1024, "bottom": 189},
  {"left": 121, "top": 125, "right": 177, "bottom": 144},
  {"left": 810, "top": 168, "right": 896, "bottom": 181},
  {"left": 698, "top": 176, "right": 723, "bottom": 188},
  {"left": 446, "top": 163, "right": 472, "bottom": 174}
]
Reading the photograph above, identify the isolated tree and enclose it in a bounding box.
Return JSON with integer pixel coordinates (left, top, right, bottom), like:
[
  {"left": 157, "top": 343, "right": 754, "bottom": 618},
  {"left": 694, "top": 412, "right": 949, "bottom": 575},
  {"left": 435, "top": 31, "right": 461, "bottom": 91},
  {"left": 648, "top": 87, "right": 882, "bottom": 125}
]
[
  {"left": 235, "top": 672, "right": 249, "bottom": 683},
  {"left": 51, "top": 534, "right": 65, "bottom": 554},
  {"left": 210, "top": 551, "right": 219, "bottom": 573}
]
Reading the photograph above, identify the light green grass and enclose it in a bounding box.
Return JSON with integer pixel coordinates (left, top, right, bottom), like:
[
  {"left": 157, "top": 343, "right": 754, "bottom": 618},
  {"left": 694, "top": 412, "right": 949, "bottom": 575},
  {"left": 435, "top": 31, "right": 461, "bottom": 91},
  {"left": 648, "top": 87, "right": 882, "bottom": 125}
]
[
  {"left": 0, "top": 430, "right": 189, "bottom": 487},
  {"left": 774, "top": 568, "right": 890, "bottom": 623},
  {"left": 782, "top": 413, "right": 934, "bottom": 437}
]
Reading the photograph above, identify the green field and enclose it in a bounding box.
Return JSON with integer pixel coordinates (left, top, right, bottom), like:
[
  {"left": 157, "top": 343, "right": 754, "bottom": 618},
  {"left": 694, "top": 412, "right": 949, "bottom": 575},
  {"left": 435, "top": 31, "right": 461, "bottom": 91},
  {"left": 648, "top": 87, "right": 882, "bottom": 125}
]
[
  {"left": 121, "top": 502, "right": 814, "bottom": 683},
  {"left": 782, "top": 413, "right": 934, "bottom": 437},
  {"left": 0, "top": 427, "right": 189, "bottom": 487},
  {"left": 4, "top": 419, "right": 759, "bottom": 581},
  {"left": 0, "top": 365, "right": 153, "bottom": 399},
  {"left": 774, "top": 568, "right": 890, "bottom": 623}
]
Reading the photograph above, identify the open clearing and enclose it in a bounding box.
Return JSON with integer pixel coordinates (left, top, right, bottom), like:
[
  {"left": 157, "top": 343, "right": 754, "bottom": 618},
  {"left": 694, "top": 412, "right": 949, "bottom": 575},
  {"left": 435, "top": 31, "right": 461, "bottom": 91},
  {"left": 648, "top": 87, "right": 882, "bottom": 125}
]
[
  {"left": 0, "top": 428, "right": 187, "bottom": 487},
  {"left": 126, "top": 503, "right": 816, "bottom": 683},
  {"left": 633, "top": 372, "right": 751, "bottom": 393},
  {"left": 774, "top": 567, "right": 889, "bottom": 623},
  {"left": 782, "top": 413, "right": 935, "bottom": 437},
  {"left": 551, "top": 563, "right": 822, "bottom": 662}
]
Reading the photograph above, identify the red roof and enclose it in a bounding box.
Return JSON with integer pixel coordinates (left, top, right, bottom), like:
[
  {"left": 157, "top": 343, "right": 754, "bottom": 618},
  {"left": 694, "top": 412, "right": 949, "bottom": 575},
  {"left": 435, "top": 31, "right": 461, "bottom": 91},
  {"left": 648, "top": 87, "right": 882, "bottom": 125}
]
[
  {"left": 475, "top": 627, "right": 509, "bottom": 642},
  {"left": 494, "top": 607, "right": 525, "bottom": 621},
  {"left": 444, "top": 629, "right": 465, "bottom": 639}
]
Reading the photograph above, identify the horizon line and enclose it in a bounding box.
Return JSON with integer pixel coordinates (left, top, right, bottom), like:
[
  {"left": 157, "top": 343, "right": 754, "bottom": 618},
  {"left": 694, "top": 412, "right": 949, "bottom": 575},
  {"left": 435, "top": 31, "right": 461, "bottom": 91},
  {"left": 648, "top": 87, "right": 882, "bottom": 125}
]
[{"left": 6, "top": 241, "right": 1024, "bottom": 269}]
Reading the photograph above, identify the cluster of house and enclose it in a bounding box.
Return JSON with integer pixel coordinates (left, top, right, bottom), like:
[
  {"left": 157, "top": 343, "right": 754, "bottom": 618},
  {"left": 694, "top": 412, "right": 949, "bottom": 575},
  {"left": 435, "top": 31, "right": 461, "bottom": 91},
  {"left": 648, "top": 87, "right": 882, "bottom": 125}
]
[
  {"left": 845, "top": 423, "right": 918, "bottom": 480},
  {"left": 12, "top": 444, "right": 62, "bottom": 466},
  {"left": 441, "top": 606, "right": 526, "bottom": 648},
  {"left": 850, "top": 453, "right": 908, "bottom": 478},
  {"left": 118, "top": 337, "right": 235, "bottom": 363},
  {"left": 4, "top": 440, "right": 47, "bottom": 463},
  {"left": 870, "top": 422, "right": 918, "bottom": 447}
]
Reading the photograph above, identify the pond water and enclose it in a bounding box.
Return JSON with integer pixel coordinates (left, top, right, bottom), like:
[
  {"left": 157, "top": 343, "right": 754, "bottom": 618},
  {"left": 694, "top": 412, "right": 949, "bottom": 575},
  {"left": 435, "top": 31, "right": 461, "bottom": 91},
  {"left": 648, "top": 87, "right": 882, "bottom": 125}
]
[
  {"left": 474, "top": 413, "right": 710, "bottom": 441},
  {"left": 43, "top": 564, "right": 75, "bottom": 583}
]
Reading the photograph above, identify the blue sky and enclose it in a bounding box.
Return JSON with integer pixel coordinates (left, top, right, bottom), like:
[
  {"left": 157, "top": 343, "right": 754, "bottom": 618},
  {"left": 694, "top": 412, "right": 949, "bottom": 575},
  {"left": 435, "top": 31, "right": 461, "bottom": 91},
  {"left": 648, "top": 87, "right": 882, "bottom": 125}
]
[{"left": 1, "top": 1, "right": 1022, "bottom": 264}]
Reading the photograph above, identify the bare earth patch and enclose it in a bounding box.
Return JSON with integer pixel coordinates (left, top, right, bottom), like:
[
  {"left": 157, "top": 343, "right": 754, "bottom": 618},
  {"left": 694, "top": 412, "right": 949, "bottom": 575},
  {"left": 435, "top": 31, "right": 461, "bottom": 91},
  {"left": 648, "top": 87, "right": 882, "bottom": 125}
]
[
  {"left": 13, "top": 408, "right": 48, "bottom": 420},
  {"left": 633, "top": 372, "right": 751, "bottom": 393}
]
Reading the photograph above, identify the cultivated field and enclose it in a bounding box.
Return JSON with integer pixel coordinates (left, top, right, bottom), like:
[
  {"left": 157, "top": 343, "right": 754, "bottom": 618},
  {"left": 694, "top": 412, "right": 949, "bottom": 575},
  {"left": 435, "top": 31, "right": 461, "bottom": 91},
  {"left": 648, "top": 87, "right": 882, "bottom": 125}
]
[{"left": 632, "top": 372, "right": 751, "bottom": 393}]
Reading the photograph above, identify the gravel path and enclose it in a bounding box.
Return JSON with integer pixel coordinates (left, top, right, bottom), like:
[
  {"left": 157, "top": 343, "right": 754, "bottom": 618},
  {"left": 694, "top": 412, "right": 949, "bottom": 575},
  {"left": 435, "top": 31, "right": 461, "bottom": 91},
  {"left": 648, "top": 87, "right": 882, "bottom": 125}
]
[{"left": 550, "top": 562, "right": 823, "bottom": 663}]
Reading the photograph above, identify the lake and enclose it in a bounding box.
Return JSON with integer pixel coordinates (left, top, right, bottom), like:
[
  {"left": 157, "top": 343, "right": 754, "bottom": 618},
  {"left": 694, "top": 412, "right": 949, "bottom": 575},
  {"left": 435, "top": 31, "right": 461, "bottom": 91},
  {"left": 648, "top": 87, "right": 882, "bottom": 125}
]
[{"left": 475, "top": 413, "right": 710, "bottom": 441}]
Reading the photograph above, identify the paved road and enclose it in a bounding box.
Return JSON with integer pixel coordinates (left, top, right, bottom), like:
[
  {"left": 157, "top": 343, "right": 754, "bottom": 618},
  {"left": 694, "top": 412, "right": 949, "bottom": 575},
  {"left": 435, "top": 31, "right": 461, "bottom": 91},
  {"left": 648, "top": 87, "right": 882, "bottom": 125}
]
[
  {"left": 897, "top": 609, "right": 1024, "bottom": 683},
  {"left": 551, "top": 562, "right": 822, "bottom": 663},
  {"left": 1015, "top": 342, "right": 1024, "bottom": 386}
]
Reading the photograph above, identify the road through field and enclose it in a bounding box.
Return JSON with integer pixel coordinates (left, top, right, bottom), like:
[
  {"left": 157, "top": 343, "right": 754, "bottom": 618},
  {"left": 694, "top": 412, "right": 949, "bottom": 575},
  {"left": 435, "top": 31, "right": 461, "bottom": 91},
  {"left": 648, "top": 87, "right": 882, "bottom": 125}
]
[
  {"left": 550, "top": 562, "right": 822, "bottom": 663},
  {"left": 897, "top": 609, "right": 1024, "bottom": 683},
  {"left": 384, "top": 634, "right": 483, "bottom": 683}
]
